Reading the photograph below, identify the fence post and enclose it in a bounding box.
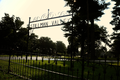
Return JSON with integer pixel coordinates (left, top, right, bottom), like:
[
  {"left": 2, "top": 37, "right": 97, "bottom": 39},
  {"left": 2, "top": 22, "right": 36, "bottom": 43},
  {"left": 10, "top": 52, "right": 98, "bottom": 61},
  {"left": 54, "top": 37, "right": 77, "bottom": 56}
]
[
  {"left": 26, "top": 17, "right": 31, "bottom": 63},
  {"left": 8, "top": 50, "right": 11, "bottom": 73}
]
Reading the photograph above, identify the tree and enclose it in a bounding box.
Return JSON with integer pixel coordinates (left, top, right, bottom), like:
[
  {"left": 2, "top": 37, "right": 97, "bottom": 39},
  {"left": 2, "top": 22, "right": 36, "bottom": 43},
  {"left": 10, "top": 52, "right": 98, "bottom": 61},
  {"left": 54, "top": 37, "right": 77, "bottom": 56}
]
[
  {"left": 56, "top": 41, "right": 66, "bottom": 55},
  {"left": 27, "top": 33, "right": 38, "bottom": 52},
  {"left": 63, "top": 0, "right": 109, "bottom": 58},
  {"left": 0, "top": 13, "right": 24, "bottom": 50},
  {"left": 110, "top": 33, "right": 120, "bottom": 57},
  {"left": 38, "top": 37, "right": 56, "bottom": 55},
  {"left": 110, "top": 0, "right": 120, "bottom": 57},
  {"left": 110, "top": 0, "right": 120, "bottom": 31},
  {"left": 16, "top": 28, "right": 28, "bottom": 51},
  {"left": 63, "top": 22, "right": 110, "bottom": 57},
  {"left": 66, "top": 36, "right": 79, "bottom": 55}
]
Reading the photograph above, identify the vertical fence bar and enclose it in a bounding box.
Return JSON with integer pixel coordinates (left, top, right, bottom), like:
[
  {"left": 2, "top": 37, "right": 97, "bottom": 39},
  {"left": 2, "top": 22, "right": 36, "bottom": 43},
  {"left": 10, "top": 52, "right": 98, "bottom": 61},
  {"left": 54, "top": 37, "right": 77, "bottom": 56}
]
[
  {"left": 41, "top": 58, "right": 43, "bottom": 80},
  {"left": 98, "top": 73, "right": 101, "bottom": 80},
  {"left": 30, "top": 58, "right": 32, "bottom": 79},
  {"left": 103, "top": 56, "right": 107, "bottom": 80},
  {"left": 81, "top": 57, "right": 84, "bottom": 80},
  {"left": 55, "top": 60, "right": 57, "bottom": 80},
  {"left": 92, "top": 62, "right": 95, "bottom": 80},
  {"left": 67, "top": 67, "right": 69, "bottom": 80},
  {"left": 52, "top": 64, "right": 53, "bottom": 80},
  {"left": 77, "top": 69, "right": 79, "bottom": 80},
  {"left": 17, "top": 56, "right": 18, "bottom": 74},
  {"left": 72, "top": 67, "right": 73, "bottom": 80},
  {"left": 116, "top": 57, "right": 119, "bottom": 80},
  {"left": 38, "top": 61, "right": 40, "bottom": 80},
  {"left": 110, "top": 75, "right": 113, "bottom": 80},
  {"left": 45, "top": 63, "right": 47, "bottom": 80},
  {"left": 59, "top": 66, "right": 61, "bottom": 80},
  {"left": 63, "top": 60, "right": 65, "bottom": 80},
  {"left": 24, "top": 59, "right": 26, "bottom": 77},
  {"left": 16, "top": 56, "right": 17, "bottom": 74},
  {"left": 21, "top": 58, "right": 23, "bottom": 76},
  {"left": 41, "top": 61, "right": 42, "bottom": 80},
  {"left": 16, "top": 57, "right": 18, "bottom": 75},
  {"left": 35, "top": 60, "right": 37, "bottom": 80},
  {"left": 30, "top": 53, "right": 32, "bottom": 78},
  {"left": 32, "top": 61, "right": 34, "bottom": 79},
  {"left": 19, "top": 58, "right": 20, "bottom": 75},
  {"left": 27, "top": 60, "right": 29, "bottom": 79},
  {"left": 8, "top": 53, "right": 11, "bottom": 73},
  {"left": 14, "top": 57, "right": 16, "bottom": 74},
  {"left": 48, "top": 59, "right": 50, "bottom": 80},
  {"left": 19, "top": 58, "right": 21, "bottom": 76}
]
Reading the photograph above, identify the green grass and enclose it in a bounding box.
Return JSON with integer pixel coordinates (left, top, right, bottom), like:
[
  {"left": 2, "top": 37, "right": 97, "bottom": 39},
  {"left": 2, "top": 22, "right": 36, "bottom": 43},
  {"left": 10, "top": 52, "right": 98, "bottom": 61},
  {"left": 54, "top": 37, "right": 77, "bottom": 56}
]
[
  {"left": 0, "top": 58, "right": 120, "bottom": 80},
  {"left": 0, "top": 70, "right": 25, "bottom": 80},
  {"left": 0, "top": 55, "right": 9, "bottom": 57},
  {"left": 12, "top": 59, "right": 120, "bottom": 80},
  {"left": 0, "top": 60, "right": 25, "bottom": 80},
  {"left": 98, "top": 57, "right": 117, "bottom": 60}
]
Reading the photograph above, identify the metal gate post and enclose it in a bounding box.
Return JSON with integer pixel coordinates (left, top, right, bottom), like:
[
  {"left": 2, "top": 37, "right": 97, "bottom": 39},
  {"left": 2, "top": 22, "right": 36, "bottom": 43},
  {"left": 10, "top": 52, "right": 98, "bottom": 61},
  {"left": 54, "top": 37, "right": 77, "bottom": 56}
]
[{"left": 26, "top": 17, "right": 31, "bottom": 63}]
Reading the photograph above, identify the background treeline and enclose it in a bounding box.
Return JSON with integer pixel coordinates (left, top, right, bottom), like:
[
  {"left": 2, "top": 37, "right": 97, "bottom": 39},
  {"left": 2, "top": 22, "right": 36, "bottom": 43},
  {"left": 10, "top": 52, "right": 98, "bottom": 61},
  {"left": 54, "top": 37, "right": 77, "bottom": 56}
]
[
  {"left": 1, "top": 0, "right": 120, "bottom": 58},
  {"left": 0, "top": 13, "right": 66, "bottom": 55}
]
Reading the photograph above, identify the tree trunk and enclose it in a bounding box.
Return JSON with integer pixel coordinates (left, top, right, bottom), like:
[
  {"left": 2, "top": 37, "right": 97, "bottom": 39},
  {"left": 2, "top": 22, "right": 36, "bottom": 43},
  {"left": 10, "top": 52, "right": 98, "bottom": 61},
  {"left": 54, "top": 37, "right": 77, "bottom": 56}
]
[
  {"left": 90, "top": 19, "right": 95, "bottom": 59},
  {"left": 81, "top": 20, "right": 85, "bottom": 58}
]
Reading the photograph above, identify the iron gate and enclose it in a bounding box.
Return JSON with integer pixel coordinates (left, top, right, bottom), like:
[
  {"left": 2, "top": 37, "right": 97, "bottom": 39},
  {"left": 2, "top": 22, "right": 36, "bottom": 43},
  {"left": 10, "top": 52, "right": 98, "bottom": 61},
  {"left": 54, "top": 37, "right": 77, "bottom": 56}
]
[{"left": 0, "top": 9, "right": 120, "bottom": 80}]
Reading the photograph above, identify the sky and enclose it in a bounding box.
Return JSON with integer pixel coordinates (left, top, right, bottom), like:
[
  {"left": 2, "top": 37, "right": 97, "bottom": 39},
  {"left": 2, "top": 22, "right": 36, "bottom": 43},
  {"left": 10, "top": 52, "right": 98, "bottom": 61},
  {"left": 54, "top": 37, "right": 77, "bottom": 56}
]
[{"left": 0, "top": 0, "right": 115, "bottom": 47}]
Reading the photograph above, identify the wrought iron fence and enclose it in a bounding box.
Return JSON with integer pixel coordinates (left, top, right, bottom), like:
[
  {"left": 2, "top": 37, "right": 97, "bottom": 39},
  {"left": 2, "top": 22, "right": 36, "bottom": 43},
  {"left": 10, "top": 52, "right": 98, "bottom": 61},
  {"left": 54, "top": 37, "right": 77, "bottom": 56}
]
[
  {"left": 0, "top": 49, "right": 120, "bottom": 80},
  {"left": 0, "top": 10, "right": 120, "bottom": 80}
]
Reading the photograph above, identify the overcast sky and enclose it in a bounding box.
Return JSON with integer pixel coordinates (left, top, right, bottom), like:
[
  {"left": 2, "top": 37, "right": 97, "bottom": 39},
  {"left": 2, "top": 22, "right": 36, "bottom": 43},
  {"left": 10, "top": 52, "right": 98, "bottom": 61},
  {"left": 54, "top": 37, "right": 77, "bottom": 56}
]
[{"left": 0, "top": 0, "right": 115, "bottom": 47}]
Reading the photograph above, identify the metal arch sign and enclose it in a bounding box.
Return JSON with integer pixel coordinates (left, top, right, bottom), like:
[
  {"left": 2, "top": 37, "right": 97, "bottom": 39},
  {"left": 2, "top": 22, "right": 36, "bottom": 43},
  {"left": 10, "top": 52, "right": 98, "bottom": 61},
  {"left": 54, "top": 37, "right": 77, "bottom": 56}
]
[{"left": 29, "top": 11, "right": 72, "bottom": 29}]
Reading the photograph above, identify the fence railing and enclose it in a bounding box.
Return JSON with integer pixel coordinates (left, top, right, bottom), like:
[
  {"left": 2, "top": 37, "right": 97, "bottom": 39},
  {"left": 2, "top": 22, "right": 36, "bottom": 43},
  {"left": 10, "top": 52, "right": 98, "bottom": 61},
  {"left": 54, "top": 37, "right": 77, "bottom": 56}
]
[{"left": 0, "top": 50, "right": 120, "bottom": 80}]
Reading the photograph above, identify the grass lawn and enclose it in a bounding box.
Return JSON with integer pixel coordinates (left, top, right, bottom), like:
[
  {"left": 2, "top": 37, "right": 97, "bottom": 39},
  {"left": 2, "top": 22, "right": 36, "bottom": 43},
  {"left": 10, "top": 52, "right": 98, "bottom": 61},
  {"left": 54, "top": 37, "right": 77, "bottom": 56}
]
[
  {"left": 0, "top": 55, "right": 9, "bottom": 57},
  {"left": 0, "top": 60, "right": 25, "bottom": 80},
  {"left": 0, "top": 58, "right": 120, "bottom": 80},
  {"left": 0, "top": 70, "right": 25, "bottom": 80}
]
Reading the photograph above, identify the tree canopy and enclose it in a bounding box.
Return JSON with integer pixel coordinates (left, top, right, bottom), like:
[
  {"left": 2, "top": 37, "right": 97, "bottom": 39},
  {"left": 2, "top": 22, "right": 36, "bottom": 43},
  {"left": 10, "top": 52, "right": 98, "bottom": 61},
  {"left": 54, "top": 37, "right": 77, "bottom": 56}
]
[
  {"left": 0, "top": 13, "right": 24, "bottom": 50},
  {"left": 63, "top": 0, "right": 110, "bottom": 58},
  {"left": 110, "top": 0, "right": 120, "bottom": 57},
  {"left": 56, "top": 41, "right": 66, "bottom": 54},
  {"left": 37, "top": 37, "right": 56, "bottom": 55}
]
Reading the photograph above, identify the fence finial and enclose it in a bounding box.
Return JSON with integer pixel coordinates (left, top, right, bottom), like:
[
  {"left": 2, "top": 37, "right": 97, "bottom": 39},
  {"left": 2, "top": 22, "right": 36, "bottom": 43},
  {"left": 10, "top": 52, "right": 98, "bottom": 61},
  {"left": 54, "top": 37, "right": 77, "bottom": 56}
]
[{"left": 48, "top": 9, "right": 49, "bottom": 18}]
